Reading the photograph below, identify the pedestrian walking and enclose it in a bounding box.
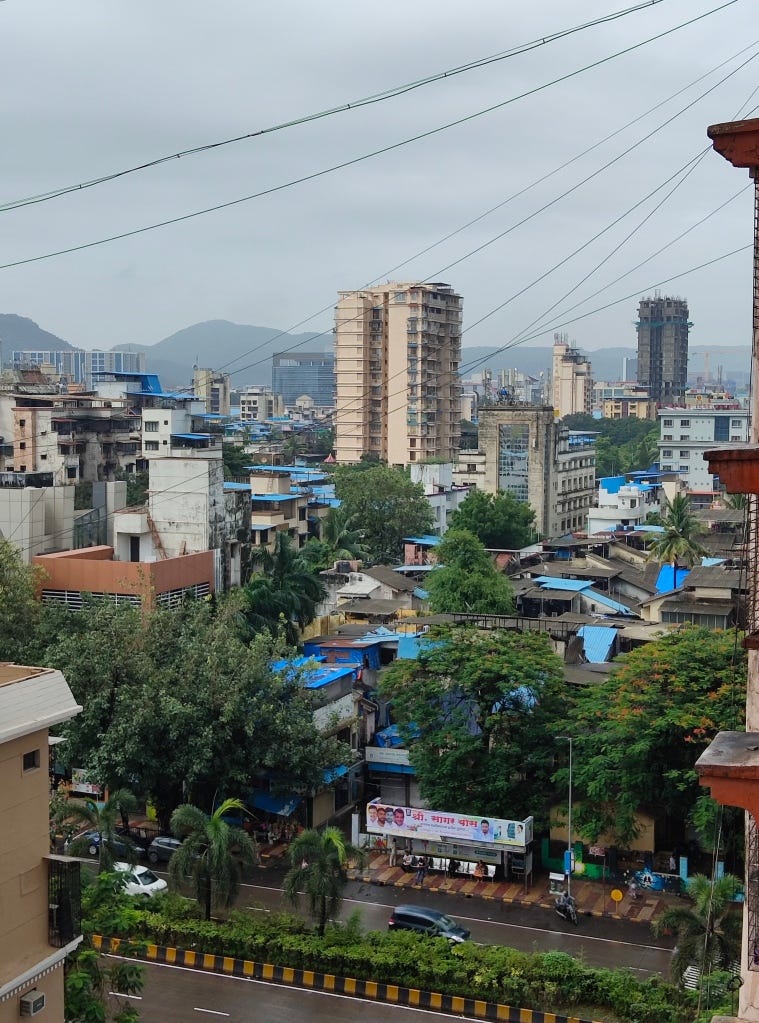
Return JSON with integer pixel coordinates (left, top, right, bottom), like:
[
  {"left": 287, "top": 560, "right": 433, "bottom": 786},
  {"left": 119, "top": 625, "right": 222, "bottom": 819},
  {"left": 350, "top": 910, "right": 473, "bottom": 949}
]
[
  {"left": 413, "top": 857, "right": 427, "bottom": 886},
  {"left": 389, "top": 837, "right": 397, "bottom": 867}
]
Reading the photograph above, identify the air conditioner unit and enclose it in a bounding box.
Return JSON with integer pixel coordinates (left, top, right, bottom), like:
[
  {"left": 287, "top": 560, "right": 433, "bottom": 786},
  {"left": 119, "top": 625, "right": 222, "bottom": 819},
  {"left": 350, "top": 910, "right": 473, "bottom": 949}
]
[{"left": 20, "top": 990, "right": 46, "bottom": 1016}]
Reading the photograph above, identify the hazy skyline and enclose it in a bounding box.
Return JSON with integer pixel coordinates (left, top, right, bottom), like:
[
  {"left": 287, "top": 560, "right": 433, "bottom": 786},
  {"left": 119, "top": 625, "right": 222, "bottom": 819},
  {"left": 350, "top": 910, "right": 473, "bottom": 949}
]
[{"left": 1, "top": 0, "right": 756, "bottom": 357}]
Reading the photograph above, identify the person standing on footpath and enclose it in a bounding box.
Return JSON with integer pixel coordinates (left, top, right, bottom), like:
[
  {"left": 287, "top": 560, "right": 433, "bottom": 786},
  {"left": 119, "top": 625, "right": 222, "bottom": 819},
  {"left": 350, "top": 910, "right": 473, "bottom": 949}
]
[
  {"left": 389, "top": 836, "right": 397, "bottom": 867},
  {"left": 414, "top": 856, "right": 427, "bottom": 886}
]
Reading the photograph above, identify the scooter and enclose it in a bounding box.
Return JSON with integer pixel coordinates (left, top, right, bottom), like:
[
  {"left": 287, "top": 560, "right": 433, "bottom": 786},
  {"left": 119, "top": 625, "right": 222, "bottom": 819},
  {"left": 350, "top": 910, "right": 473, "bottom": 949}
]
[{"left": 554, "top": 894, "right": 579, "bottom": 925}]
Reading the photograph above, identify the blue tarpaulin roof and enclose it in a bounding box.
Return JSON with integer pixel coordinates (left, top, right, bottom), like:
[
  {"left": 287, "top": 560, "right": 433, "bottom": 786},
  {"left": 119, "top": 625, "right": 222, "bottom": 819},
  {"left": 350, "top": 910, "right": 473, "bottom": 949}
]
[
  {"left": 655, "top": 565, "right": 690, "bottom": 593},
  {"left": 249, "top": 791, "right": 302, "bottom": 817},
  {"left": 323, "top": 765, "right": 350, "bottom": 784},
  {"left": 600, "top": 476, "right": 626, "bottom": 494},
  {"left": 582, "top": 588, "right": 635, "bottom": 615},
  {"left": 375, "top": 725, "right": 405, "bottom": 748},
  {"left": 578, "top": 625, "right": 617, "bottom": 663},
  {"left": 404, "top": 535, "right": 442, "bottom": 546},
  {"left": 172, "top": 432, "right": 211, "bottom": 440},
  {"left": 534, "top": 577, "right": 591, "bottom": 591}
]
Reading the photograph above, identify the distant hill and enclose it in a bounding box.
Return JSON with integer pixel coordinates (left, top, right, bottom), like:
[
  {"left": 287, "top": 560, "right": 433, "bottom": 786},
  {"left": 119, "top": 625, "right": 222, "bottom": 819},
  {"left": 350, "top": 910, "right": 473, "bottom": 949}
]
[
  {"left": 0, "top": 313, "right": 750, "bottom": 388},
  {"left": 116, "top": 319, "right": 332, "bottom": 389},
  {"left": 0, "top": 313, "right": 75, "bottom": 354}
]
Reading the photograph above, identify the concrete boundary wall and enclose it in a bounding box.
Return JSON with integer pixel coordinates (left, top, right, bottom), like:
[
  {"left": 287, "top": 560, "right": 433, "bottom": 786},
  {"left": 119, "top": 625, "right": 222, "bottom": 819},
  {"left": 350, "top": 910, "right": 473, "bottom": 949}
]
[{"left": 91, "top": 934, "right": 605, "bottom": 1023}]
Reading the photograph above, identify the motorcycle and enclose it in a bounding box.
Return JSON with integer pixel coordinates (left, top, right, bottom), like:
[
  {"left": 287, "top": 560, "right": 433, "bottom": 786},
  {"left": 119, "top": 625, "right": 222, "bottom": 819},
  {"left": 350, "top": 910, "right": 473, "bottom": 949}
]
[{"left": 554, "top": 894, "right": 579, "bottom": 925}]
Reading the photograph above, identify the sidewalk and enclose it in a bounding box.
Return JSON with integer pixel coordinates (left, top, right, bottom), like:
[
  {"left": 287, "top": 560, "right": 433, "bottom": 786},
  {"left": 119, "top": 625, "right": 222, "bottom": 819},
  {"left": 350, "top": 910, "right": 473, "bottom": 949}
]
[{"left": 349, "top": 851, "right": 683, "bottom": 924}]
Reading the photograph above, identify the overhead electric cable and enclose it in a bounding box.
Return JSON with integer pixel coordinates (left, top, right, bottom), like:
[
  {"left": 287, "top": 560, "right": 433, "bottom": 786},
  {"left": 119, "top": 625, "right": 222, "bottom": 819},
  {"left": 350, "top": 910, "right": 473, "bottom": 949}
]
[
  {"left": 0, "top": 0, "right": 738, "bottom": 274},
  {"left": 0, "top": 0, "right": 676, "bottom": 213}
]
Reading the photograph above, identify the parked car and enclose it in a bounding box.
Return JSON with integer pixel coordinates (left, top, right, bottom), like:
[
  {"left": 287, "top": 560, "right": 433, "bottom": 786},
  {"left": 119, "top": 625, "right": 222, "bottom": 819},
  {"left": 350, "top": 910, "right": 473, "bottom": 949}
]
[
  {"left": 116, "top": 822, "right": 161, "bottom": 853},
  {"left": 64, "top": 829, "right": 143, "bottom": 860},
  {"left": 147, "top": 836, "right": 182, "bottom": 864},
  {"left": 113, "top": 862, "right": 168, "bottom": 898},
  {"left": 388, "top": 905, "right": 470, "bottom": 943}
]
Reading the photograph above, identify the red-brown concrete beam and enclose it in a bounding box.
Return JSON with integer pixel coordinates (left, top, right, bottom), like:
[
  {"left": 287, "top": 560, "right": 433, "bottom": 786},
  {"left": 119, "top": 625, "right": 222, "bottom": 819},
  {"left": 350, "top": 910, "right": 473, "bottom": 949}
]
[{"left": 708, "top": 117, "right": 759, "bottom": 171}]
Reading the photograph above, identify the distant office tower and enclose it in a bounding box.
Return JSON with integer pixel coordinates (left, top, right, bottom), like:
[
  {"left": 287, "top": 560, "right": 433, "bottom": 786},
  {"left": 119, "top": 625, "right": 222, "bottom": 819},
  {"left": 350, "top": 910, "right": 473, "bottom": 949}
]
[
  {"left": 477, "top": 402, "right": 596, "bottom": 537},
  {"left": 551, "top": 335, "right": 593, "bottom": 417},
  {"left": 272, "top": 352, "right": 335, "bottom": 406},
  {"left": 11, "top": 348, "right": 145, "bottom": 388},
  {"left": 622, "top": 356, "right": 637, "bottom": 382},
  {"left": 636, "top": 295, "right": 690, "bottom": 402},
  {"left": 334, "top": 282, "right": 462, "bottom": 465},
  {"left": 193, "top": 367, "right": 231, "bottom": 415}
]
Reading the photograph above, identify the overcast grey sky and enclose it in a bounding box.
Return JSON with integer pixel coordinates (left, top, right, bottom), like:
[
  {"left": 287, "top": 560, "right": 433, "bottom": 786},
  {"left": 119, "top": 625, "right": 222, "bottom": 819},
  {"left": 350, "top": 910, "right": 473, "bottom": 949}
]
[{"left": 0, "top": 0, "right": 756, "bottom": 359}]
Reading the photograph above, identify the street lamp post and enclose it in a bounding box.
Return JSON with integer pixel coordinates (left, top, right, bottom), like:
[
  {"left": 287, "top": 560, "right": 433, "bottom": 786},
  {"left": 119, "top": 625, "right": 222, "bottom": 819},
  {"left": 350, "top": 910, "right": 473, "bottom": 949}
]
[{"left": 556, "top": 736, "right": 573, "bottom": 898}]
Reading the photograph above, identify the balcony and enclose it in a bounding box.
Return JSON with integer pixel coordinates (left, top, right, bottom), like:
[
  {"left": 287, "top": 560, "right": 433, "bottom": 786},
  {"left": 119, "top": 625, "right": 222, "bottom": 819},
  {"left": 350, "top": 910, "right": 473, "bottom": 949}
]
[{"left": 48, "top": 856, "right": 81, "bottom": 947}]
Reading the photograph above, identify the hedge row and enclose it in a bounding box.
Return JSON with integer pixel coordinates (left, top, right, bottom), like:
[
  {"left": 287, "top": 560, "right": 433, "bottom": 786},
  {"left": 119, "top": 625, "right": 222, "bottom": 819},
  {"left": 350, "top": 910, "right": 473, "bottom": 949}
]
[{"left": 87, "top": 898, "right": 696, "bottom": 1023}]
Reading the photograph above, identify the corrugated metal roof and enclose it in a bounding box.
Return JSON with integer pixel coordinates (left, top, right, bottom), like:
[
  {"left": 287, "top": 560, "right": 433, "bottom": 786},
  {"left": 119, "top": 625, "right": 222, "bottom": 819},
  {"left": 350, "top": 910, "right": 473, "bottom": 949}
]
[
  {"left": 581, "top": 588, "right": 635, "bottom": 615},
  {"left": 577, "top": 625, "right": 617, "bottom": 663},
  {"left": 534, "top": 577, "right": 591, "bottom": 592}
]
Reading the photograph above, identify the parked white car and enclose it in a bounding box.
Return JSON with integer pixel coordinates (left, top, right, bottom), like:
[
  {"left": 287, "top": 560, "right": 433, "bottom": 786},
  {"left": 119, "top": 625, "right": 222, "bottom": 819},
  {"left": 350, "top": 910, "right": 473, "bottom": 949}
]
[{"left": 113, "top": 862, "right": 168, "bottom": 898}]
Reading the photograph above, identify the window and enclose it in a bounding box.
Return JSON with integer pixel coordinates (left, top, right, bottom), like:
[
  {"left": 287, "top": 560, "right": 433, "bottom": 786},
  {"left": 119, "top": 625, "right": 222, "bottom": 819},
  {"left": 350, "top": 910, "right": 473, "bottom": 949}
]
[
  {"left": 19, "top": 441, "right": 26, "bottom": 450},
  {"left": 663, "top": 435, "right": 673, "bottom": 441},
  {"left": 731, "top": 435, "right": 742, "bottom": 442},
  {"left": 663, "top": 419, "right": 673, "bottom": 427},
  {"left": 662, "top": 449, "right": 673, "bottom": 458},
  {"left": 144, "top": 421, "right": 159, "bottom": 432},
  {"left": 19, "top": 418, "right": 26, "bottom": 427},
  {"left": 679, "top": 465, "right": 689, "bottom": 472},
  {"left": 23, "top": 749, "right": 40, "bottom": 772},
  {"left": 393, "top": 291, "right": 407, "bottom": 303},
  {"left": 732, "top": 419, "right": 743, "bottom": 428},
  {"left": 679, "top": 450, "right": 689, "bottom": 458},
  {"left": 144, "top": 441, "right": 159, "bottom": 451},
  {"left": 467, "top": 463, "right": 477, "bottom": 472},
  {"left": 41, "top": 454, "right": 47, "bottom": 460},
  {"left": 680, "top": 419, "right": 690, "bottom": 427}
]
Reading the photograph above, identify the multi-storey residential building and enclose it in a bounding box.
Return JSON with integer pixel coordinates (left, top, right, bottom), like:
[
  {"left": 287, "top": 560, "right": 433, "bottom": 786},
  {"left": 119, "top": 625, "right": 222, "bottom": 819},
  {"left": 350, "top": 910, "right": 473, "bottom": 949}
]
[
  {"left": 334, "top": 282, "right": 462, "bottom": 465},
  {"left": 592, "top": 382, "right": 656, "bottom": 420},
  {"left": 192, "top": 368, "right": 231, "bottom": 415},
  {"left": 658, "top": 403, "right": 749, "bottom": 494},
  {"left": 552, "top": 336, "right": 593, "bottom": 417},
  {"left": 10, "top": 349, "right": 145, "bottom": 388},
  {"left": 272, "top": 352, "right": 335, "bottom": 407},
  {"left": 239, "top": 386, "right": 285, "bottom": 423},
  {"left": 0, "top": 662, "right": 82, "bottom": 1023},
  {"left": 586, "top": 475, "right": 661, "bottom": 535},
  {"left": 477, "top": 403, "right": 596, "bottom": 537},
  {"left": 636, "top": 295, "right": 690, "bottom": 402}
]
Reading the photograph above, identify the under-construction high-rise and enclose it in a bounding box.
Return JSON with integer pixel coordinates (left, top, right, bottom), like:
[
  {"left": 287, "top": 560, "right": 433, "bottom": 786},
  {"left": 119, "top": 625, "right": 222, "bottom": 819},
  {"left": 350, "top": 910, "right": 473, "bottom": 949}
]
[{"left": 635, "top": 294, "right": 690, "bottom": 403}]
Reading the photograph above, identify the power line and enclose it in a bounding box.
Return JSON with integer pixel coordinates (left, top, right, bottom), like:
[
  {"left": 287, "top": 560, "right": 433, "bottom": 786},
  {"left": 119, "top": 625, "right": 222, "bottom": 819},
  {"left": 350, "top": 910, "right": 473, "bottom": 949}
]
[
  {"left": 0, "top": 0, "right": 674, "bottom": 215},
  {"left": 0, "top": 0, "right": 738, "bottom": 275}
]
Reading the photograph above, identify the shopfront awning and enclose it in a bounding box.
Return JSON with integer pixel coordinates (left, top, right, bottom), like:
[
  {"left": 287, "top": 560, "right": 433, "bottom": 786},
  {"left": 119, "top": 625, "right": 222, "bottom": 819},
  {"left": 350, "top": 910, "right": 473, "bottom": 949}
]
[{"left": 249, "top": 791, "right": 302, "bottom": 817}]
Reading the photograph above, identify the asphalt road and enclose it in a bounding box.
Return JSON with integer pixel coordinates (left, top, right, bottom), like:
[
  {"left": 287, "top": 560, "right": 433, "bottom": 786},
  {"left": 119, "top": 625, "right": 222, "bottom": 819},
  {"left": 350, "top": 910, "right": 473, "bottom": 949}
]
[{"left": 110, "top": 959, "right": 498, "bottom": 1022}]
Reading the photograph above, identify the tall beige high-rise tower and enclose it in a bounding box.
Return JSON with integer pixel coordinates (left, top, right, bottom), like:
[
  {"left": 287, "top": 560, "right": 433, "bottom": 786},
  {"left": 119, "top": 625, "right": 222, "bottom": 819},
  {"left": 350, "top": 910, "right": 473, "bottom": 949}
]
[
  {"left": 551, "top": 335, "right": 593, "bottom": 418},
  {"left": 334, "top": 283, "right": 462, "bottom": 465}
]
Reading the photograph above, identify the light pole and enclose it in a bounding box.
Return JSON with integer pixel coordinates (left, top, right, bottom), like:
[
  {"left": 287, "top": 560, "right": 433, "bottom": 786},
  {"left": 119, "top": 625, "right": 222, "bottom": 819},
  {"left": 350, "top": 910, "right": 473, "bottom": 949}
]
[{"left": 556, "top": 736, "right": 573, "bottom": 898}]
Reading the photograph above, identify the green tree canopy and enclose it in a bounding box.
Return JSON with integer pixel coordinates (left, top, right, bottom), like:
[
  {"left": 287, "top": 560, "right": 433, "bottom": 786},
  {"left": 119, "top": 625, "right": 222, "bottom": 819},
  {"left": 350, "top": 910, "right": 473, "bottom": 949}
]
[
  {"left": 334, "top": 464, "right": 433, "bottom": 563},
  {"left": 449, "top": 490, "right": 535, "bottom": 549},
  {"left": 563, "top": 414, "right": 658, "bottom": 477},
  {"left": 283, "top": 826, "right": 364, "bottom": 935},
  {"left": 647, "top": 494, "right": 707, "bottom": 585},
  {"left": 426, "top": 530, "right": 514, "bottom": 615},
  {"left": 243, "top": 532, "right": 327, "bottom": 643},
  {"left": 170, "top": 797, "right": 257, "bottom": 920},
  {"left": 380, "top": 626, "right": 568, "bottom": 822},
  {"left": 59, "top": 788, "right": 138, "bottom": 871},
  {"left": 0, "top": 537, "right": 42, "bottom": 661},
  {"left": 571, "top": 627, "right": 745, "bottom": 845},
  {"left": 302, "top": 505, "right": 369, "bottom": 570}
]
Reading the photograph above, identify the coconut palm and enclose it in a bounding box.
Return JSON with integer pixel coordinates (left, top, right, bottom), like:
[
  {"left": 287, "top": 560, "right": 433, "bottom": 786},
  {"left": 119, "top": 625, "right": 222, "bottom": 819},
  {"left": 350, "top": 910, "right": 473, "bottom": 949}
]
[
  {"left": 61, "top": 788, "right": 138, "bottom": 871},
  {"left": 320, "top": 506, "right": 369, "bottom": 563},
  {"left": 243, "top": 532, "right": 326, "bottom": 642},
  {"left": 652, "top": 873, "right": 742, "bottom": 986},
  {"left": 283, "top": 826, "right": 365, "bottom": 936},
  {"left": 169, "top": 797, "right": 257, "bottom": 920},
  {"left": 647, "top": 494, "right": 707, "bottom": 589}
]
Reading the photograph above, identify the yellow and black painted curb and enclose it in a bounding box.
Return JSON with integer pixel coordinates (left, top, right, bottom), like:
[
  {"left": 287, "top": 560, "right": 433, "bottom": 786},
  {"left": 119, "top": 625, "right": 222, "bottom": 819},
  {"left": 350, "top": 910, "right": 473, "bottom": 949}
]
[{"left": 92, "top": 934, "right": 605, "bottom": 1023}]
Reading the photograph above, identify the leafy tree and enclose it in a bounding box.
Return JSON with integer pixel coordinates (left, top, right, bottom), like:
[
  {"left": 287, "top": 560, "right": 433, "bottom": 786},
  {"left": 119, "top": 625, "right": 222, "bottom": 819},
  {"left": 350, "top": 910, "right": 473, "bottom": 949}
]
[
  {"left": 647, "top": 494, "right": 707, "bottom": 588},
  {"left": 65, "top": 945, "right": 143, "bottom": 1023},
  {"left": 169, "top": 797, "right": 257, "bottom": 921},
  {"left": 222, "top": 442, "right": 250, "bottom": 479},
  {"left": 563, "top": 414, "right": 658, "bottom": 477},
  {"left": 50, "top": 597, "right": 347, "bottom": 829},
  {"left": 449, "top": 490, "right": 535, "bottom": 550},
  {"left": 334, "top": 464, "right": 433, "bottom": 563},
  {"left": 652, "top": 874, "right": 742, "bottom": 986},
  {"left": 0, "top": 537, "right": 42, "bottom": 660},
  {"left": 283, "top": 826, "right": 364, "bottom": 936},
  {"left": 243, "top": 532, "right": 326, "bottom": 642},
  {"left": 571, "top": 627, "right": 746, "bottom": 845},
  {"left": 115, "top": 469, "right": 149, "bottom": 507},
  {"left": 426, "top": 530, "right": 514, "bottom": 615},
  {"left": 380, "top": 626, "right": 568, "bottom": 821},
  {"left": 60, "top": 789, "right": 138, "bottom": 871}
]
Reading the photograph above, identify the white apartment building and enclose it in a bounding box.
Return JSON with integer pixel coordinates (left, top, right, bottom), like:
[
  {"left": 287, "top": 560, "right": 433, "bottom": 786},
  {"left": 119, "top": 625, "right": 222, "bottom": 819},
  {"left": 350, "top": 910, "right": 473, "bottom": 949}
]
[
  {"left": 239, "top": 386, "right": 285, "bottom": 423},
  {"left": 586, "top": 476, "right": 660, "bottom": 535},
  {"left": 409, "top": 462, "right": 471, "bottom": 535},
  {"left": 334, "top": 282, "right": 462, "bottom": 465},
  {"left": 657, "top": 405, "right": 749, "bottom": 493},
  {"left": 552, "top": 337, "right": 592, "bottom": 418}
]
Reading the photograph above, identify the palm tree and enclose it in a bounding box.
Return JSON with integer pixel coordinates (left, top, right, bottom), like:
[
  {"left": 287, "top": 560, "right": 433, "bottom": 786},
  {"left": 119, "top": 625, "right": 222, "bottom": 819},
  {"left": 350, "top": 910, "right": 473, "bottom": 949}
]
[
  {"left": 169, "top": 798, "right": 257, "bottom": 921},
  {"left": 243, "top": 532, "right": 326, "bottom": 642},
  {"left": 647, "top": 494, "right": 707, "bottom": 589},
  {"left": 320, "top": 506, "right": 368, "bottom": 563},
  {"left": 653, "top": 873, "right": 742, "bottom": 986},
  {"left": 60, "top": 788, "right": 138, "bottom": 871},
  {"left": 283, "top": 826, "right": 365, "bottom": 936}
]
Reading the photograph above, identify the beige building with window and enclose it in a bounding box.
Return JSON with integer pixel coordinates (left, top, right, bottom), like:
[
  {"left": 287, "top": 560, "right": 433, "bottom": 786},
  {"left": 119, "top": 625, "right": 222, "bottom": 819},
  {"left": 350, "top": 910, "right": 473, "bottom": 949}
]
[
  {"left": 551, "top": 337, "right": 593, "bottom": 418},
  {"left": 334, "top": 283, "right": 462, "bottom": 465},
  {"left": 0, "top": 664, "right": 82, "bottom": 1022}
]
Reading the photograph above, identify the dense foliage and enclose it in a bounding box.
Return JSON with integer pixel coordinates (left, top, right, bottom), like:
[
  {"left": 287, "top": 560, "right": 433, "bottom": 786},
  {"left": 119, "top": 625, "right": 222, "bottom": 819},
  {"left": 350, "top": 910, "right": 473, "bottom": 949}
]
[
  {"left": 572, "top": 627, "right": 746, "bottom": 845},
  {"left": 562, "top": 413, "right": 658, "bottom": 477},
  {"left": 449, "top": 490, "right": 535, "bottom": 550},
  {"left": 380, "top": 626, "right": 567, "bottom": 822},
  {"left": 0, "top": 537, "right": 42, "bottom": 660},
  {"left": 243, "top": 532, "right": 327, "bottom": 642},
  {"left": 333, "top": 464, "right": 433, "bottom": 563},
  {"left": 283, "top": 826, "right": 364, "bottom": 935},
  {"left": 425, "top": 530, "right": 515, "bottom": 615}
]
